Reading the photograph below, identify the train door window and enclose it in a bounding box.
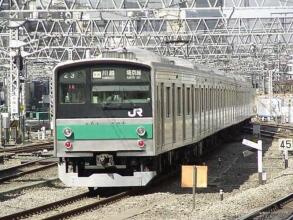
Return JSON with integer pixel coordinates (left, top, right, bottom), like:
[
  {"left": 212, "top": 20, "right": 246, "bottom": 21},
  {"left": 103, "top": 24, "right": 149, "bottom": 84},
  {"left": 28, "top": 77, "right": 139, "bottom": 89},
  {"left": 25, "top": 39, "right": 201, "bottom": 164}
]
[
  {"left": 211, "top": 88, "right": 214, "bottom": 129},
  {"left": 225, "top": 89, "right": 227, "bottom": 121},
  {"left": 59, "top": 69, "right": 86, "bottom": 104},
  {"left": 177, "top": 87, "right": 181, "bottom": 116},
  {"left": 166, "top": 86, "right": 171, "bottom": 118},
  {"left": 199, "top": 86, "right": 202, "bottom": 133},
  {"left": 207, "top": 87, "right": 210, "bottom": 130},
  {"left": 227, "top": 89, "right": 230, "bottom": 120},
  {"left": 183, "top": 84, "right": 185, "bottom": 116},
  {"left": 187, "top": 87, "right": 191, "bottom": 115},
  {"left": 204, "top": 87, "right": 207, "bottom": 131},
  {"left": 233, "top": 89, "right": 235, "bottom": 120},
  {"left": 192, "top": 85, "right": 195, "bottom": 138},
  {"left": 201, "top": 87, "right": 205, "bottom": 132},
  {"left": 160, "top": 83, "right": 165, "bottom": 144},
  {"left": 220, "top": 89, "right": 223, "bottom": 125},
  {"left": 172, "top": 83, "right": 176, "bottom": 143},
  {"left": 201, "top": 87, "right": 204, "bottom": 113},
  {"left": 156, "top": 85, "right": 160, "bottom": 145},
  {"left": 209, "top": 88, "right": 212, "bottom": 112},
  {"left": 206, "top": 87, "right": 208, "bottom": 112},
  {"left": 195, "top": 87, "right": 198, "bottom": 114},
  {"left": 183, "top": 84, "right": 186, "bottom": 140},
  {"left": 217, "top": 88, "right": 220, "bottom": 125},
  {"left": 228, "top": 89, "right": 230, "bottom": 120},
  {"left": 231, "top": 90, "right": 233, "bottom": 120}
]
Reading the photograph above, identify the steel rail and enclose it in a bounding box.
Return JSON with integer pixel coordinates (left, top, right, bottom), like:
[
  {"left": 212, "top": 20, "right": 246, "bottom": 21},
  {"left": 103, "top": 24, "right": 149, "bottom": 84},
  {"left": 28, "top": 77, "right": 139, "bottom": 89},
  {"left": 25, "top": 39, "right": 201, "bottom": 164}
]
[
  {"left": 238, "top": 193, "right": 293, "bottom": 220},
  {"left": 43, "top": 191, "right": 130, "bottom": 220},
  {"left": 42, "top": 170, "right": 178, "bottom": 220},
  {"left": 0, "top": 191, "right": 90, "bottom": 220},
  {"left": 0, "top": 142, "right": 53, "bottom": 154},
  {"left": 0, "top": 162, "right": 57, "bottom": 183},
  {"left": 251, "top": 122, "right": 293, "bottom": 131},
  {"left": 0, "top": 169, "right": 177, "bottom": 220},
  {"left": 243, "top": 126, "right": 293, "bottom": 139},
  {"left": 0, "top": 158, "right": 54, "bottom": 176}
]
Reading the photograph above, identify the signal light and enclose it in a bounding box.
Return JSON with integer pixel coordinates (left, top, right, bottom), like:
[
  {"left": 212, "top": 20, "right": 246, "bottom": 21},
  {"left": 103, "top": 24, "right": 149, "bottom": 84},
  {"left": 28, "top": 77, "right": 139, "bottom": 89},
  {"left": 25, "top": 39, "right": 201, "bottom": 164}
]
[
  {"left": 64, "top": 141, "right": 73, "bottom": 149},
  {"left": 137, "top": 139, "right": 145, "bottom": 148}
]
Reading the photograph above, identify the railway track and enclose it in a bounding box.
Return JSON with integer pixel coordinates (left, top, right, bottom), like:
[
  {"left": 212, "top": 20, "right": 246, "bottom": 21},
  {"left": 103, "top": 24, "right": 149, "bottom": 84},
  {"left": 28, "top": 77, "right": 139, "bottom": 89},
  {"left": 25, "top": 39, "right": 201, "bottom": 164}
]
[
  {"left": 239, "top": 193, "right": 293, "bottom": 220},
  {"left": 0, "top": 159, "right": 57, "bottom": 183},
  {"left": 0, "top": 190, "right": 129, "bottom": 220},
  {"left": 0, "top": 170, "right": 176, "bottom": 220},
  {"left": 243, "top": 126, "right": 293, "bottom": 139},
  {"left": 0, "top": 142, "right": 53, "bottom": 154},
  {"left": 253, "top": 122, "right": 293, "bottom": 131}
]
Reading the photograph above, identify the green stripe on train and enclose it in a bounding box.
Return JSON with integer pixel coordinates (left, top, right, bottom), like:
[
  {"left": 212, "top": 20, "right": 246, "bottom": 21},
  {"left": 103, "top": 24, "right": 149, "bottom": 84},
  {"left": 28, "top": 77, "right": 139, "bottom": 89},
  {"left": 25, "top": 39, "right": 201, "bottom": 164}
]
[{"left": 56, "top": 123, "right": 153, "bottom": 140}]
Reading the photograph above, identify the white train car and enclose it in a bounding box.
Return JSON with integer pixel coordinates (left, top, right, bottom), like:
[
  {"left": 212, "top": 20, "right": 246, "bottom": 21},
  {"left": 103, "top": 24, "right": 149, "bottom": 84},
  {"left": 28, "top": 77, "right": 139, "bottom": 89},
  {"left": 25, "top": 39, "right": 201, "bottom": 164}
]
[{"left": 53, "top": 48, "right": 254, "bottom": 189}]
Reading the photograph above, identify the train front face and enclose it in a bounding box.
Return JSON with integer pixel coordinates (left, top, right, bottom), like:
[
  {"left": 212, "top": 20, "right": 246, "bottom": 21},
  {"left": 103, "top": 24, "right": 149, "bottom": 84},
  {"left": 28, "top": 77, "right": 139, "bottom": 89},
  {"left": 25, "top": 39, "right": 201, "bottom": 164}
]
[{"left": 54, "top": 60, "right": 156, "bottom": 187}]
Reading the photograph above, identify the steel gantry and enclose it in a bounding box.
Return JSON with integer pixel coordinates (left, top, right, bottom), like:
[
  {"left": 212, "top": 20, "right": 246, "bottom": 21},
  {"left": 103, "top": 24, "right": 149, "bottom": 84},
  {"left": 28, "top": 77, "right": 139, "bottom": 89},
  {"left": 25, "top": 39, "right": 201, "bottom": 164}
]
[{"left": 0, "top": 0, "right": 292, "bottom": 118}]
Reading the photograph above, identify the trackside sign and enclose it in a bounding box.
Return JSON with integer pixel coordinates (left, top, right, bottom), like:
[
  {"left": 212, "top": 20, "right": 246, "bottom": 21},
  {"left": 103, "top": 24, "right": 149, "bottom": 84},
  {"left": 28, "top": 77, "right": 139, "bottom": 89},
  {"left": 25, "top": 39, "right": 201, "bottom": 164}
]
[{"left": 279, "top": 139, "right": 293, "bottom": 151}]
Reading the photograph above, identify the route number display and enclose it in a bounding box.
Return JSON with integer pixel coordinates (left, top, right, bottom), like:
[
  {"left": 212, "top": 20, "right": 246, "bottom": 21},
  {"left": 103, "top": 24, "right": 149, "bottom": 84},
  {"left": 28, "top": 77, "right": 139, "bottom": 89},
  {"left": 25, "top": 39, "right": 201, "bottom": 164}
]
[{"left": 279, "top": 139, "right": 293, "bottom": 151}]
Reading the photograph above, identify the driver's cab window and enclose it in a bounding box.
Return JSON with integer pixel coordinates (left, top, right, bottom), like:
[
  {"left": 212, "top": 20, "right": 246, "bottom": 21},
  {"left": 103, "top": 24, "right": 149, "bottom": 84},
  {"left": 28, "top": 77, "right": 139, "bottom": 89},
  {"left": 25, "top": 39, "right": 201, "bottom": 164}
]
[
  {"left": 91, "top": 68, "right": 151, "bottom": 104},
  {"left": 59, "top": 69, "right": 86, "bottom": 104}
]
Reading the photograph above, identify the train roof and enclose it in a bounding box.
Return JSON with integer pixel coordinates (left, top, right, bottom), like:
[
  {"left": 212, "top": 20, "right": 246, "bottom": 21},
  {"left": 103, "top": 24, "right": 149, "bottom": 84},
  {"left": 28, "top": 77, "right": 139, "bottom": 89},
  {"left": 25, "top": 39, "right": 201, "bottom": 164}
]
[
  {"left": 55, "top": 47, "right": 248, "bottom": 83},
  {"left": 102, "top": 47, "right": 247, "bottom": 82}
]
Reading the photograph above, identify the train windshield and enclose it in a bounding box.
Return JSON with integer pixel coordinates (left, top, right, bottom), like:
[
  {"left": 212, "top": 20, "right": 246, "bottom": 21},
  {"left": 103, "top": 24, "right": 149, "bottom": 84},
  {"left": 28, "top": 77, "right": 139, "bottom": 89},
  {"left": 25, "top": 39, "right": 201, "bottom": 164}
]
[
  {"left": 57, "top": 64, "right": 152, "bottom": 118},
  {"left": 91, "top": 67, "right": 151, "bottom": 106}
]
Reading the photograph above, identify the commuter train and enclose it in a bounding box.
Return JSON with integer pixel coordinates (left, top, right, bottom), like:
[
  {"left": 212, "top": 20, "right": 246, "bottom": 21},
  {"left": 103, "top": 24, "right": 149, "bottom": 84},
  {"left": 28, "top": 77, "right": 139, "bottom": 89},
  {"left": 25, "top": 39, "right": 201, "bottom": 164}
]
[{"left": 53, "top": 48, "right": 254, "bottom": 188}]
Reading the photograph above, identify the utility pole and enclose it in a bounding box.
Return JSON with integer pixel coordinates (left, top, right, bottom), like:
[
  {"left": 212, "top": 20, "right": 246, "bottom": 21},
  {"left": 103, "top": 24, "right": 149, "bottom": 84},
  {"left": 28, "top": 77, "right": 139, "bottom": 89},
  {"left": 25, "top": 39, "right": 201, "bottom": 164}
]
[{"left": 9, "top": 20, "right": 26, "bottom": 144}]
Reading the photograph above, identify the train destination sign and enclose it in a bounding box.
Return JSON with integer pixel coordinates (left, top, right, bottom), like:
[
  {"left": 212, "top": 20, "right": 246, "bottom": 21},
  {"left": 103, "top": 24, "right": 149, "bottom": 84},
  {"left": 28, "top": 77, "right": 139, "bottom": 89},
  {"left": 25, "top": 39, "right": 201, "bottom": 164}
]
[
  {"left": 126, "top": 69, "right": 141, "bottom": 79},
  {"left": 92, "top": 69, "right": 143, "bottom": 80},
  {"left": 93, "top": 70, "right": 115, "bottom": 80}
]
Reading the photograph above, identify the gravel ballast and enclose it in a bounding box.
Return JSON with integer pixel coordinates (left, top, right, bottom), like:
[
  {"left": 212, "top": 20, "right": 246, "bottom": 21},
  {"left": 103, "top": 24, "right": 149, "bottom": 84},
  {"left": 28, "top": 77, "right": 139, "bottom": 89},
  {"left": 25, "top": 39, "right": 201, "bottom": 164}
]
[
  {"left": 1, "top": 133, "right": 293, "bottom": 220},
  {"left": 0, "top": 181, "right": 88, "bottom": 217},
  {"left": 72, "top": 135, "right": 293, "bottom": 220}
]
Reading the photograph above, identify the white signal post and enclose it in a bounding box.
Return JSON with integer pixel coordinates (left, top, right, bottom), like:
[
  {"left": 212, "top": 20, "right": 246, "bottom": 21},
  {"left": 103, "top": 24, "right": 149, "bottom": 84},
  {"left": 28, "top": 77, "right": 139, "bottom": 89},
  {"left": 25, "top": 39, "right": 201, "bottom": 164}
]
[{"left": 242, "top": 139, "right": 263, "bottom": 184}]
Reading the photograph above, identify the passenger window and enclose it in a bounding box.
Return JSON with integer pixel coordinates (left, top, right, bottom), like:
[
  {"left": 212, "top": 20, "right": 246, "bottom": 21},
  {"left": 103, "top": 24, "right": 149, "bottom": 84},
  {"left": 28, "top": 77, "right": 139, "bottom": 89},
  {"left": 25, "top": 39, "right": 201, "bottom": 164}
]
[
  {"left": 166, "top": 87, "right": 171, "bottom": 118},
  {"left": 177, "top": 87, "right": 181, "bottom": 116},
  {"left": 187, "top": 87, "right": 191, "bottom": 115},
  {"left": 205, "top": 88, "right": 208, "bottom": 111},
  {"left": 201, "top": 87, "right": 204, "bottom": 112},
  {"left": 194, "top": 88, "right": 198, "bottom": 113},
  {"left": 208, "top": 88, "right": 210, "bottom": 111}
]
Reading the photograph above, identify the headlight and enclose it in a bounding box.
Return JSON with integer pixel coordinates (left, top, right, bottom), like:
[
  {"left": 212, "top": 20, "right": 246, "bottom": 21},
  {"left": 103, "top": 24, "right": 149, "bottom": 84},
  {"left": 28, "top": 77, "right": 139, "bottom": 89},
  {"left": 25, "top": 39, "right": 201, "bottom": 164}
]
[
  {"left": 136, "top": 127, "right": 146, "bottom": 137},
  {"left": 63, "top": 127, "right": 73, "bottom": 138}
]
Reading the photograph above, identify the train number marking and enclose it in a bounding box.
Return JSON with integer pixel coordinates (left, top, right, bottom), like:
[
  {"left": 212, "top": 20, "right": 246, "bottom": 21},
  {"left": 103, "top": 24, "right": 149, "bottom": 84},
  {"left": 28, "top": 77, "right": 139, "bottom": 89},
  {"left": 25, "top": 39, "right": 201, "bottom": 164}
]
[
  {"left": 279, "top": 139, "right": 293, "bottom": 151},
  {"left": 128, "top": 108, "right": 143, "bottom": 117}
]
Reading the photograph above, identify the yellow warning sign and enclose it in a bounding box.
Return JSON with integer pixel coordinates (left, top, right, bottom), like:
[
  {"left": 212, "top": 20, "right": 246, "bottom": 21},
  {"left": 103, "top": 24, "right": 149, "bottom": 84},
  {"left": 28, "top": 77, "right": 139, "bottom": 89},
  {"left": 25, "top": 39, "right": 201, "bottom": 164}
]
[
  {"left": 20, "top": 105, "right": 25, "bottom": 113},
  {"left": 181, "top": 165, "right": 208, "bottom": 188}
]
